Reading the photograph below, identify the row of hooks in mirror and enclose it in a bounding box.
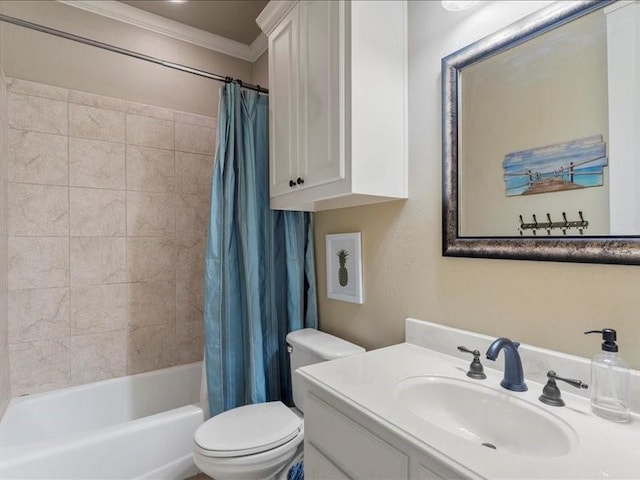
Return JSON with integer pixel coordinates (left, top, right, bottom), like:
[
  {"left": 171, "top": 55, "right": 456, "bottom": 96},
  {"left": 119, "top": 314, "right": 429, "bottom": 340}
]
[{"left": 518, "top": 211, "right": 589, "bottom": 236}]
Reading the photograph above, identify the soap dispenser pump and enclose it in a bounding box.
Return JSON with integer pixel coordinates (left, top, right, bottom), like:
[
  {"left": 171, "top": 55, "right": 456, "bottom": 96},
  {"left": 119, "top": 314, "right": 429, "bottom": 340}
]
[{"left": 584, "top": 329, "right": 630, "bottom": 423}]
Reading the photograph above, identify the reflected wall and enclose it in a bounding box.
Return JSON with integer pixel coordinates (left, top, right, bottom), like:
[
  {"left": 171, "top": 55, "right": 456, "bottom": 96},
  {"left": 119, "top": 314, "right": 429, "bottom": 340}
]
[{"left": 459, "top": 9, "right": 609, "bottom": 236}]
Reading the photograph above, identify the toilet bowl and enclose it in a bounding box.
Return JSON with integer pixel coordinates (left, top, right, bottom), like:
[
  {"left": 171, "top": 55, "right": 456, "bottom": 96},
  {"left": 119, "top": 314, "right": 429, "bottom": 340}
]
[
  {"left": 193, "top": 402, "right": 303, "bottom": 480},
  {"left": 193, "top": 328, "right": 365, "bottom": 480}
]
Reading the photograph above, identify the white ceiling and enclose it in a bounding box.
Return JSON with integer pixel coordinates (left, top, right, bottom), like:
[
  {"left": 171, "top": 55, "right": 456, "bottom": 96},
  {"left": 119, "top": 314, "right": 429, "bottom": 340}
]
[{"left": 120, "top": 0, "right": 269, "bottom": 45}]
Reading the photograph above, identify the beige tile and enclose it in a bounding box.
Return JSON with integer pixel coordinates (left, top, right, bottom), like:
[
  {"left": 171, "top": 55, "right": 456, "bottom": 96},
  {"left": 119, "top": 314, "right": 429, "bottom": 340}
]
[
  {"left": 126, "top": 114, "right": 174, "bottom": 150},
  {"left": 127, "top": 237, "right": 175, "bottom": 283},
  {"left": 127, "top": 322, "right": 175, "bottom": 374},
  {"left": 175, "top": 122, "right": 216, "bottom": 155},
  {"left": 8, "top": 184, "right": 69, "bottom": 236},
  {"left": 8, "top": 288, "right": 70, "bottom": 343},
  {"left": 70, "top": 284, "right": 126, "bottom": 335},
  {"left": 70, "top": 330, "right": 126, "bottom": 386},
  {"left": 126, "top": 102, "right": 174, "bottom": 120},
  {"left": 176, "top": 237, "right": 204, "bottom": 325},
  {"left": 70, "top": 237, "right": 126, "bottom": 286},
  {"left": 126, "top": 191, "right": 175, "bottom": 237},
  {"left": 127, "top": 281, "right": 175, "bottom": 328},
  {"left": 176, "top": 298, "right": 203, "bottom": 331},
  {"left": 70, "top": 188, "right": 126, "bottom": 236},
  {"left": 8, "top": 92, "right": 68, "bottom": 135},
  {"left": 176, "top": 194, "right": 210, "bottom": 240},
  {"left": 8, "top": 237, "right": 69, "bottom": 290},
  {"left": 174, "top": 111, "right": 216, "bottom": 129},
  {"left": 69, "top": 103, "right": 125, "bottom": 143},
  {"left": 69, "top": 90, "right": 125, "bottom": 112},
  {"left": 9, "top": 339, "right": 70, "bottom": 396},
  {"left": 69, "top": 138, "right": 125, "bottom": 189},
  {"left": 0, "top": 234, "right": 6, "bottom": 291},
  {"left": 126, "top": 145, "right": 175, "bottom": 193},
  {"left": 176, "top": 152, "right": 213, "bottom": 195},
  {"left": 7, "top": 78, "right": 68, "bottom": 102},
  {"left": 8, "top": 129, "right": 68, "bottom": 185},
  {"left": 175, "top": 321, "right": 204, "bottom": 365}
]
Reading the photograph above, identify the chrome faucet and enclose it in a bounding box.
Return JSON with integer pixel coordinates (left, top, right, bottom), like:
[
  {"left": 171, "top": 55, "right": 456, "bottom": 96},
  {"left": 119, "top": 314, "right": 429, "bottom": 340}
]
[{"left": 486, "top": 337, "right": 527, "bottom": 392}]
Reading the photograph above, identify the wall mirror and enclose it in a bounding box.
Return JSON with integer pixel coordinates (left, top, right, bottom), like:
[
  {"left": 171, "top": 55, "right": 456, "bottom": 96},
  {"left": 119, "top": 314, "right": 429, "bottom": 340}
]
[{"left": 442, "top": 0, "right": 640, "bottom": 264}]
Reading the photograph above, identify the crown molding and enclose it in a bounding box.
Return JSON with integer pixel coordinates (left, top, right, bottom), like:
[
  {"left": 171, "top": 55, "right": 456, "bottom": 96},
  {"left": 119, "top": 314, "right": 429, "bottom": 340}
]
[
  {"left": 256, "top": 0, "right": 297, "bottom": 36},
  {"left": 249, "top": 33, "right": 268, "bottom": 62},
  {"left": 57, "top": 0, "right": 260, "bottom": 62}
]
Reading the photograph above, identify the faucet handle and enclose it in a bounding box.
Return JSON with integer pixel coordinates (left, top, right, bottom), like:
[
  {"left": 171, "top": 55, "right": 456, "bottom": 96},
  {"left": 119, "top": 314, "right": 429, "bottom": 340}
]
[
  {"left": 538, "top": 370, "right": 588, "bottom": 407},
  {"left": 457, "top": 346, "right": 487, "bottom": 380}
]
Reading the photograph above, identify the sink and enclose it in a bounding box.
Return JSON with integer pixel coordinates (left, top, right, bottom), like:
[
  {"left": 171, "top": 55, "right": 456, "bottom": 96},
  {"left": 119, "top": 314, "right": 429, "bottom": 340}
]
[{"left": 394, "top": 376, "right": 578, "bottom": 457}]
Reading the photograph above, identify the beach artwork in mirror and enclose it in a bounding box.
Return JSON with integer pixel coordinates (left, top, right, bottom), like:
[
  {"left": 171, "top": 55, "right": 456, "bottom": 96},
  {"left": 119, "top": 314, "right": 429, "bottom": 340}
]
[
  {"left": 503, "top": 135, "right": 607, "bottom": 197},
  {"left": 443, "top": 1, "right": 640, "bottom": 264}
]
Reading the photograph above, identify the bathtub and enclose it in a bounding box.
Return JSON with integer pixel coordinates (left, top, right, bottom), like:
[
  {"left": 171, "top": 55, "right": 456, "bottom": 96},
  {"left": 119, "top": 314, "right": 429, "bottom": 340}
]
[{"left": 0, "top": 362, "right": 206, "bottom": 479}]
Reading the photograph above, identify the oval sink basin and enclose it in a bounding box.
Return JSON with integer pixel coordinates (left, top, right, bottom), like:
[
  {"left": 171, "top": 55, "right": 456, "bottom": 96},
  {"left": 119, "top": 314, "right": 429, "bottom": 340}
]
[{"left": 394, "top": 376, "right": 577, "bottom": 457}]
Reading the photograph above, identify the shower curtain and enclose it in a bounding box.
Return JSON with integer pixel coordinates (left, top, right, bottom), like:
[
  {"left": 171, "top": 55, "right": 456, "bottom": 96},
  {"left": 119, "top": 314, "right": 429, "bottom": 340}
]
[{"left": 204, "top": 83, "right": 318, "bottom": 416}]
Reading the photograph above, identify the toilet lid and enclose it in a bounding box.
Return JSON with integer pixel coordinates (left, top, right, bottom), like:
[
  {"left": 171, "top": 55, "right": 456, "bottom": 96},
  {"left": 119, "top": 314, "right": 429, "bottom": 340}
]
[{"left": 194, "top": 401, "right": 302, "bottom": 458}]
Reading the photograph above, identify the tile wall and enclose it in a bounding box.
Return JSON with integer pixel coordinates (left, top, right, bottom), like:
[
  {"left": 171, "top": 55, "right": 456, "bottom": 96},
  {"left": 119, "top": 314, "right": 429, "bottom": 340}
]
[
  {"left": 0, "top": 69, "right": 11, "bottom": 413},
  {"left": 5, "top": 78, "right": 214, "bottom": 396}
]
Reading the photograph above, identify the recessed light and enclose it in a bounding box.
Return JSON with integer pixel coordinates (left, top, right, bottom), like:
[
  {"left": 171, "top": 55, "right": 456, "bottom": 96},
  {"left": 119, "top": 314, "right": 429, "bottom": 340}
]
[
  {"left": 167, "top": 0, "right": 188, "bottom": 4},
  {"left": 442, "top": 1, "right": 478, "bottom": 11}
]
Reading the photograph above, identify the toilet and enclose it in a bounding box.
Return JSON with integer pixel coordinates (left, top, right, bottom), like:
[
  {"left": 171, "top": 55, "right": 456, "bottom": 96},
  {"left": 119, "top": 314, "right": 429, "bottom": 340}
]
[{"left": 193, "top": 328, "right": 365, "bottom": 480}]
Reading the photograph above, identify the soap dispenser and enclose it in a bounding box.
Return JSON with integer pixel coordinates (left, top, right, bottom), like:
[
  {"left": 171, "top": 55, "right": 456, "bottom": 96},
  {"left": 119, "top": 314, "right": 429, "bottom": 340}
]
[{"left": 584, "top": 329, "right": 630, "bottom": 423}]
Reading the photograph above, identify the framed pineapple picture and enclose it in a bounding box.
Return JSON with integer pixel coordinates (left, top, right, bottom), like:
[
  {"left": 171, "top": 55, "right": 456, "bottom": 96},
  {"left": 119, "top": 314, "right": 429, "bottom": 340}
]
[{"left": 325, "top": 232, "right": 363, "bottom": 304}]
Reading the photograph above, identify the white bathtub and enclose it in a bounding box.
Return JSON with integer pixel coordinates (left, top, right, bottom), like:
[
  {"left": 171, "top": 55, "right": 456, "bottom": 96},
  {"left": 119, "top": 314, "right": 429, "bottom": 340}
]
[{"left": 0, "top": 362, "right": 206, "bottom": 479}]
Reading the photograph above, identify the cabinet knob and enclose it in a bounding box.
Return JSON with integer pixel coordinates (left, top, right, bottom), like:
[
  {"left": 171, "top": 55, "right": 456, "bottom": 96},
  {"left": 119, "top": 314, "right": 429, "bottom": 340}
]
[
  {"left": 296, "top": 177, "right": 304, "bottom": 185},
  {"left": 289, "top": 180, "right": 296, "bottom": 188}
]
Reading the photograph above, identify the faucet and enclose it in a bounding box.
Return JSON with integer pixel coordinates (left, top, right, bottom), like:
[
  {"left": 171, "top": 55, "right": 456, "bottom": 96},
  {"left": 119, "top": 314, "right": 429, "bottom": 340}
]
[{"left": 485, "top": 338, "right": 527, "bottom": 392}]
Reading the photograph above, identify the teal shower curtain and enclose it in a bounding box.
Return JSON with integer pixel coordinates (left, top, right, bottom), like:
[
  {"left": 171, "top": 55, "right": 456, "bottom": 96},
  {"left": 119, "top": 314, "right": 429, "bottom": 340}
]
[{"left": 204, "top": 83, "right": 318, "bottom": 416}]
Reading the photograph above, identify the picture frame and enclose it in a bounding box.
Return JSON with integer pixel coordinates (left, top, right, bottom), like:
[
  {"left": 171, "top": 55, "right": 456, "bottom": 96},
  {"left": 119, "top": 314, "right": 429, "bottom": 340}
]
[{"left": 326, "top": 232, "right": 363, "bottom": 304}]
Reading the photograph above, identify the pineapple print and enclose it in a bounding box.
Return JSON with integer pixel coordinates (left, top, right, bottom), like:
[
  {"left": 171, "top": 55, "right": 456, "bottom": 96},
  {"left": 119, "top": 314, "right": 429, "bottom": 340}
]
[{"left": 337, "top": 249, "right": 349, "bottom": 287}]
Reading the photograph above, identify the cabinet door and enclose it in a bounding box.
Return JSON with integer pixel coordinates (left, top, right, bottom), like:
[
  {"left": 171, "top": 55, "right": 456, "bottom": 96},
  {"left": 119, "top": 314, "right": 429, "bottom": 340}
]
[
  {"left": 305, "top": 443, "right": 352, "bottom": 480},
  {"left": 305, "top": 393, "right": 409, "bottom": 479},
  {"left": 297, "top": 0, "right": 344, "bottom": 189},
  {"left": 269, "top": 6, "right": 299, "bottom": 197}
]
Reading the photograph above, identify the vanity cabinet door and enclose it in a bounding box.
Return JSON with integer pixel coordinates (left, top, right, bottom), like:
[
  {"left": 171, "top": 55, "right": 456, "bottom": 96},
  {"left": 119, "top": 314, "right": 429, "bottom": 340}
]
[
  {"left": 304, "top": 393, "right": 409, "bottom": 479},
  {"left": 413, "top": 458, "right": 468, "bottom": 480},
  {"left": 305, "top": 443, "right": 352, "bottom": 480}
]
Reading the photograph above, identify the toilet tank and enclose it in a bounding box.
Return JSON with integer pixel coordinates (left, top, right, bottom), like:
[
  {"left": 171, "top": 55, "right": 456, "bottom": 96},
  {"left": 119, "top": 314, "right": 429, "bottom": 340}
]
[{"left": 286, "top": 328, "right": 365, "bottom": 412}]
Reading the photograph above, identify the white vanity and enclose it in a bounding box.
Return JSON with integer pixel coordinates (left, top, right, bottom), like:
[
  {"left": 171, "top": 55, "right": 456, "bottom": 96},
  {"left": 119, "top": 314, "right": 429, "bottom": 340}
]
[{"left": 298, "top": 319, "right": 640, "bottom": 479}]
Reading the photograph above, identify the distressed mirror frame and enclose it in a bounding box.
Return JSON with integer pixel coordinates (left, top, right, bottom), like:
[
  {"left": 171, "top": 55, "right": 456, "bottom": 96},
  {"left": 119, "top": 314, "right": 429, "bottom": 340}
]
[{"left": 441, "top": 0, "right": 640, "bottom": 265}]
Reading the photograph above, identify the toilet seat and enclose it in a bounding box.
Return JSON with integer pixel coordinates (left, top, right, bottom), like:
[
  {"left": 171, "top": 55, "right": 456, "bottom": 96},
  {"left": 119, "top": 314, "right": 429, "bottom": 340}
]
[{"left": 194, "top": 402, "right": 302, "bottom": 458}]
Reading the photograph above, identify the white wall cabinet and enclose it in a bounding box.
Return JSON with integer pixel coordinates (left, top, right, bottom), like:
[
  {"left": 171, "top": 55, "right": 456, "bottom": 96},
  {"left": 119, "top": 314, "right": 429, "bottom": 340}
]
[
  {"left": 257, "top": 1, "right": 408, "bottom": 211},
  {"left": 303, "top": 389, "right": 468, "bottom": 480}
]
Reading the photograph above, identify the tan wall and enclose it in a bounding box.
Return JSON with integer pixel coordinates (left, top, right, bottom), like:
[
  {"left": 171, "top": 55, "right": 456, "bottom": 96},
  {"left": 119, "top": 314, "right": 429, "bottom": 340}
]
[
  {"left": 0, "top": 1, "right": 253, "bottom": 117},
  {"left": 252, "top": 50, "right": 269, "bottom": 88},
  {"left": 314, "top": 1, "right": 640, "bottom": 370},
  {"left": 0, "top": 33, "right": 12, "bottom": 415},
  {"left": 460, "top": 10, "right": 609, "bottom": 236}
]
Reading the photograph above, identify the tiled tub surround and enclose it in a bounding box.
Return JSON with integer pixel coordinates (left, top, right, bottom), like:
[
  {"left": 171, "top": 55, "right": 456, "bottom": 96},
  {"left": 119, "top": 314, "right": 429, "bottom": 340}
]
[
  {"left": 5, "top": 78, "right": 215, "bottom": 396},
  {"left": 0, "top": 69, "right": 11, "bottom": 415}
]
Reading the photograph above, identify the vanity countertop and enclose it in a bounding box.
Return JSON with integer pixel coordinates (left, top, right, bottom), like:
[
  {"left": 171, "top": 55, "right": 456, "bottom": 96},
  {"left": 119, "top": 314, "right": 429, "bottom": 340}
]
[{"left": 298, "top": 342, "right": 640, "bottom": 479}]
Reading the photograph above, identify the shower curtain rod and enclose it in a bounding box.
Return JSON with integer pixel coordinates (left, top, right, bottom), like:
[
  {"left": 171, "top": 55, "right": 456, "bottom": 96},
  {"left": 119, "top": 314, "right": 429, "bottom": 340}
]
[{"left": 0, "top": 13, "right": 269, "bottom": 94}]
